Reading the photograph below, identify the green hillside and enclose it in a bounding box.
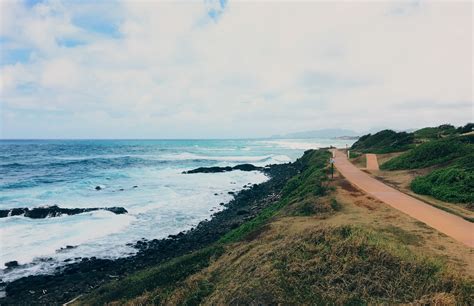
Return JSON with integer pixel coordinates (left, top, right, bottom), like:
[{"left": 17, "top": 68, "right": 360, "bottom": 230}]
[
  {"left": 414, "top": 124, "right": 458, "bottom": 140},
  {"left": 351, "top": 130, "right": 414, "bottom": 154},
  {"left": 380, "top": 135, "right": 473, "bottom": 171}
]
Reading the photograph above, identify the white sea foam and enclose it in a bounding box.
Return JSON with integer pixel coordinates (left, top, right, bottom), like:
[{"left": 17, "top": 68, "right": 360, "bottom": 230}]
[
  {"left": 0, "top": 168, "right": 268, "bottom": 282},
  {"left": 0, "top": 211, "right": 135, "bottom": 266}
]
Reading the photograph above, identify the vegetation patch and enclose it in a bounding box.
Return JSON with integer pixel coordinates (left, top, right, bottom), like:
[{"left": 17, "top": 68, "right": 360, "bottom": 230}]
[
  {"left": 348, "top": 150, "right": 362, "bottom": 159},
  {"left": 351, "top": 129, "right": 414, "bottom": 154},
  {"left": 380, "top": 135, "right": 473, "bottom": 170},
  {"left": 410, "top": 153, "right": 474, "bottom": 205}
]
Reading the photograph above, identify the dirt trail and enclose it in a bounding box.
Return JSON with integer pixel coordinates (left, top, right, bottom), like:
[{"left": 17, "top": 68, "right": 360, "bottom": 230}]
[
  {"left": 332, "top": 150, "right": 474, "bottom": 247},
  {"left": 366, "top": 153, "right": 379, "bottom": 170}
]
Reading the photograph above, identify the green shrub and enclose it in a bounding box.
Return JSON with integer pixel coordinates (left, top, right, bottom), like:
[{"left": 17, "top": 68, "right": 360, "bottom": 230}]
[
  {"left": 351, "top": 130, "right": 414, "bottom": 154},
  {"left": 410, "top": 158, "right": 474, "bottom": 204}
]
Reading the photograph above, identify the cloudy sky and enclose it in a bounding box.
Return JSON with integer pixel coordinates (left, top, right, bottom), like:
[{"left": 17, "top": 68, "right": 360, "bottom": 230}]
[{"left": 0, "top": 0, "right": 472, "bottom": 139}]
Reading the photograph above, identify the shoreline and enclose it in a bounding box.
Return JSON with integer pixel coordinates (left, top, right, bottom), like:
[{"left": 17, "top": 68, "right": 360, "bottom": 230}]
[{"left": 1, "top": 155, "right": 306, "bottom": 304}]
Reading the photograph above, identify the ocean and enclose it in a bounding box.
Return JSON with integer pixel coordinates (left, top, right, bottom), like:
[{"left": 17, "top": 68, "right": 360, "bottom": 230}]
[{"left": 0, "top": 138, "right": 353, "bottom": 282}]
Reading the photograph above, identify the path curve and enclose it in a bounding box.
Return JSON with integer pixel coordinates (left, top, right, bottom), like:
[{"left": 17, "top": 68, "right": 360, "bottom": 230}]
[{"left": 332, "top": 150, "right": 474, "bottom": 247}]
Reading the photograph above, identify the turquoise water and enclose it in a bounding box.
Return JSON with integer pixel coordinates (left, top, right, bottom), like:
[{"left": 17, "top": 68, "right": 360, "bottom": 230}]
[{"left": 0, "top": 138, "right": 353, "bottom": 282}]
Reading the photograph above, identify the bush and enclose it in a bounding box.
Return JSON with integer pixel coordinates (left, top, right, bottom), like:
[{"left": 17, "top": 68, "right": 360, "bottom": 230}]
[
  {"left": 410, "top": 155, "right": 474, "bottom": 204},
  {"left": 351, "top": 130, "right": 414, "bottom": 154}
]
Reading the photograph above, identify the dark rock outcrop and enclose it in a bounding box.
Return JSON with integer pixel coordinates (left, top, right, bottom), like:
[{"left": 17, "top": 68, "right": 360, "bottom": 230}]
[
  {"left": 183, "top": 163, "right": 262, "bottom": 174},
  {"left": 4, "top": 261, "right": 19, "bottom": 269},
  {"left": 0, "top": 205, "right": 128, "bottom": 219}
]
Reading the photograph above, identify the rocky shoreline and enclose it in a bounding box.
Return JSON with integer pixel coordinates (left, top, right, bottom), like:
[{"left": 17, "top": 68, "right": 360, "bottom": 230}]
[{"left": 0, "top": 154, "right": 309, "bottom": 305}]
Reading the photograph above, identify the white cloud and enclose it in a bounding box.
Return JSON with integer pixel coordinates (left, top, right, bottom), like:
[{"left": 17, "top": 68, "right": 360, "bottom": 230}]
[{"left": 0, "top": 0, "right": 472, "bottom": 138}]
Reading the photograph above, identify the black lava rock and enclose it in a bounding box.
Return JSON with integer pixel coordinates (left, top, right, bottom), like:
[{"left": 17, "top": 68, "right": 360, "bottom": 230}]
[
  {"left": 183, "top": 163, "right": 262, "bottom": 174},
  {"left": 5, "top": 261, "right": 19, "bottom": 268},
  {"left": 0, "top": 205, "right": 128, "bottom": 219}
]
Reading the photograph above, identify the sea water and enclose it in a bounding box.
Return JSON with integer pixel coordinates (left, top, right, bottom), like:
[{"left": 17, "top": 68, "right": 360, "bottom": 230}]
[{"left": 0, "top": 138, "right": 353, "bottom": 282}]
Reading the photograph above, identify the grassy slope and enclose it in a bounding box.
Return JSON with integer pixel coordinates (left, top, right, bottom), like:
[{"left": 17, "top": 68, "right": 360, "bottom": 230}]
[
  {"left": 163, "top": 226, "right": 472, "bottom": 305},
  {"left": 77, "top": 150, "right": 473, "bottom": 305}
]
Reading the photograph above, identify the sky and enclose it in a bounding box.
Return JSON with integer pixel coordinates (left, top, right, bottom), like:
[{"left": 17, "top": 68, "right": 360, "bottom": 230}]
[{"left": 0, "top": 0, "right": 472, "bottom": 139}]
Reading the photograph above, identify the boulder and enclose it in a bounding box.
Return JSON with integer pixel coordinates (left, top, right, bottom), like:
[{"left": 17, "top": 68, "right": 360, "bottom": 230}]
[{"left": 5, "top": 261, "right": 19, "bottom": 268}]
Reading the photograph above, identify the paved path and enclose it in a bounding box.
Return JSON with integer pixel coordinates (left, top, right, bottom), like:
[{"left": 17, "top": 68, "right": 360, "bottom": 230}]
[
  {"left": 365, "top": 154, "right": 379, "bottom": 170},
  {"left": 333, "top": 150, "right": 474, "bottom": 247}
]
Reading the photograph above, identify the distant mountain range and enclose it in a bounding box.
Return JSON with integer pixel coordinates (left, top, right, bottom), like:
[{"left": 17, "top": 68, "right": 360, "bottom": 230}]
[{"left": 270, "top": 128, "right": 359, "bottom": 139}]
